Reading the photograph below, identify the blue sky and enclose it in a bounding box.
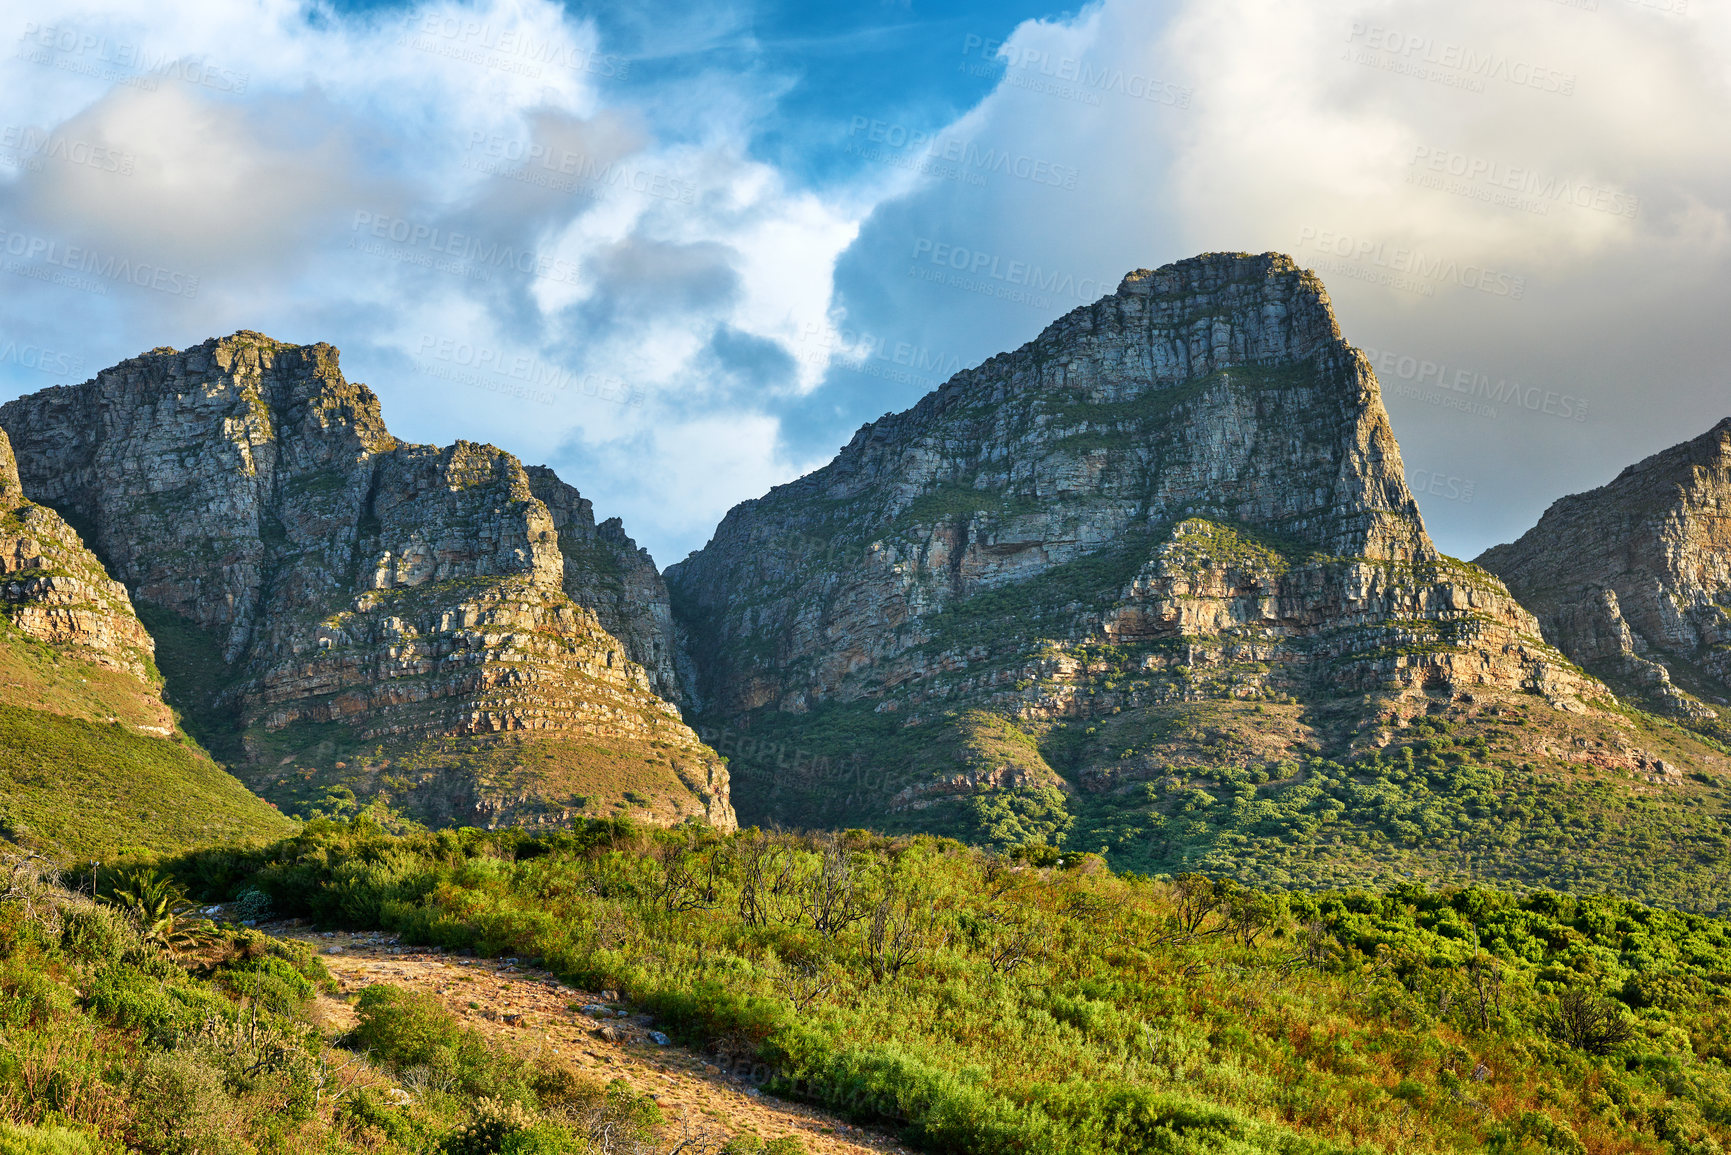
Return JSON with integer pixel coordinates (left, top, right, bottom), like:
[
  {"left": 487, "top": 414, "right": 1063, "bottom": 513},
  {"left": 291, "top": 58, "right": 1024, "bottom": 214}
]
[{"left": 1, "top": 0, "right": 1728, "bottom": 568}]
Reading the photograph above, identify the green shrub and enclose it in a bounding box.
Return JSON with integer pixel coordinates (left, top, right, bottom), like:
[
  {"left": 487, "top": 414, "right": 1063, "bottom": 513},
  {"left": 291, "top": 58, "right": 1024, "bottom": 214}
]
[
  {"left": 229, "top": 887, "right": 273, "bottom": 923},
  {"left": 336, "top": 1088, "right": 420, "bottom": 1147},
  {"left": 1488, "top": 1111, "right": 1588, "bottom": 1155},
  {"left": 0, "top": 958, "right": 75, "bottom": 1027},
  {"left": 86, "top": 964, "right": 233, "bottom": 1040},
  {"left": 444, "top": 1097, "right": 537, "bottom": 1155},
  {"left": 0, "top": 1123, "right": 103, "bottom": 1155},
  {"left": 128, "top": 1050, "right": 236, "bottom": 1155},
  {"left": 722, "top": 1138, "right": 807, "bottom": 1155},
  {"left": 218, "top": 954, "right": 316, "bottom": 1018},
  {"left": 350, "top": 984, "right": 493, "bottom": 1092},
  {"left": 59, "top": 905, "right": 135, "bottom": 965}
]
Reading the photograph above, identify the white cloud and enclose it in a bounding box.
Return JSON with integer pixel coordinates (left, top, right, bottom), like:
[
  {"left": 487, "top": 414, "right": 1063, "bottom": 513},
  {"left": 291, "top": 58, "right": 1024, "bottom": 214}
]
[
  {"left": 0, "top": 0, "right": 868, "bottom": 565},
  {"left": 820, "top": 0, "right": 1731, "bottom": 560},
  {"left": 2, "top": 0, "right": 1728, "bottom": 568}
]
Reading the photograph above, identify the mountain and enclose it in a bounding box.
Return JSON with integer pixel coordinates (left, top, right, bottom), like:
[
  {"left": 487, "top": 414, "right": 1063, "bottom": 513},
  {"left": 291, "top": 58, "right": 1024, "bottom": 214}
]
[
  {"left": 0, "top": 333, "right": 733, "bottom": 832},
  {"left": 1479, "top": 419, "right": 1731, "bottom": 741},
  {"left": 0, "top": 424, "right": 291, "bottom": 859},
  {"left": 668, "top": 253, "right": 1731, "bottom": 903}
]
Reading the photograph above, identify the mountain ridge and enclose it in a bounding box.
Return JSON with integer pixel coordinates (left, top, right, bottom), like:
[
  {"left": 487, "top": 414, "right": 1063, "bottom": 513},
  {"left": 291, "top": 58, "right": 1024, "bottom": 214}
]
[
  {"left": 0, "top": 333, "right": 734, "bottom": 832},
  {"left": 665, "top": 251, "right": 1729, "bottom": 900},
  {"left": 1479, "top": 415, "right": 1731, "bottom": 738}
]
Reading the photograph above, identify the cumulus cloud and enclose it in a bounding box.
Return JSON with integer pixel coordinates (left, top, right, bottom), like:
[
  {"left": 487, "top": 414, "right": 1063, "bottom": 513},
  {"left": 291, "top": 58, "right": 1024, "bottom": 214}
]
[
  {"left": 819, "top": 0, "right": 1731, "bottom": 557},
  {"left": 0, "top": 0, "right": 1726, "bottom": 566},
  {"left": 0, "top": 0, "right": 862, "bottom": 563}
]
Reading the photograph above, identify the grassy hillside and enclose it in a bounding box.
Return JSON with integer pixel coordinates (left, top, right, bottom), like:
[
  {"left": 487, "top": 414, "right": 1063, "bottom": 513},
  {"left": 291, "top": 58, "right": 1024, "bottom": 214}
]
[
  {"left": 0, "top": 704, "right": 293, "bottom": 861},
  {"left": 0, "top": 611, "right": 292, "bottom": 862},
  {"left": 164, "top": 818, "right": 1731, "bottom": 1155}
]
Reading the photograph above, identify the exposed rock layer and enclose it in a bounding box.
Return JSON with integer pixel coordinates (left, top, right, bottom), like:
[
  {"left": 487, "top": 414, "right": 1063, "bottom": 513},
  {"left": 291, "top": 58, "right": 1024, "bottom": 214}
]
[
  {"left": 668, "top": 253, "right": 1597, "bottom": 828},
  {"left": 0, "top": 425, "right": 169, "bottom": 730},
  {"left": 0, "top": 334, "right": 732, "bottom": 830},
  {"left": 1479, "top": 418, "right": 1731, "bottom": 731}
]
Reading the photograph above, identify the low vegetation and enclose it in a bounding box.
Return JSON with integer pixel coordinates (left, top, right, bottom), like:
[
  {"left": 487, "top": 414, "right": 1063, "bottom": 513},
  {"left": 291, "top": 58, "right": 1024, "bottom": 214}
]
[
  {"left": 0, "top": 704, "right": 292, "bottom": 861},
  {"left": 0, "top": 849, "right": 803, "bottom": 1155},
  {"left": 142, "top": 816, "right": 1731, "bottom": 1155}
]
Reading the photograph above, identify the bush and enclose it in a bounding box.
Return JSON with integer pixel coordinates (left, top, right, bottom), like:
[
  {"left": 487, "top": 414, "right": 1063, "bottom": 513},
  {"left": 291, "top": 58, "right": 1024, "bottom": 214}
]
[
  {"left": 337, "top": 1088, "right": 421, "bottom": 1148},
  {"left": 128, "top": 1051, "right": 236, "bottom": 1155},
  {"left": 722, "top": 1138, "right": 807, "bottom": 1155},
  {"left": 350, "top": 984, "right": 492, "bottom": 1092},
  {"left": 529, "top": 1059, "right": 607, "bottom": 1117},
  {"left": 229, "top": 887, "right": 273, "bottom": 923},
  {"left": 59, "top": 905, "right": 135, "bottom": 965},
  {"left": 0, "top": 958, "right": 75, "bottom": 1028},
  {"left": 1546, "top": 987, "right": 1635, "bottom": 1055},
  {"left": 87, "top": 964, "right": 233, "bottom": 1040},
  {"left": 444, "top": 1098, "right": 537, "bottom": 1155},
  {"left": 0, "top": 1123, "right": 103, "bottom": 1155},
  {"left": 218, "top": 954, "right": 316, "bottom": 1018},
  {"left": 499, "top": 1126, "right": 588, "bottom": 1155}
]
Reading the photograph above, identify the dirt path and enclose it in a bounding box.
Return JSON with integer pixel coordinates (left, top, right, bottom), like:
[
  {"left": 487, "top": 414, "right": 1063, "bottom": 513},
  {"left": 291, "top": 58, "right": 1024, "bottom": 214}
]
[{"left": 280, "top": 927, "right": 911, "bottom": 1155}]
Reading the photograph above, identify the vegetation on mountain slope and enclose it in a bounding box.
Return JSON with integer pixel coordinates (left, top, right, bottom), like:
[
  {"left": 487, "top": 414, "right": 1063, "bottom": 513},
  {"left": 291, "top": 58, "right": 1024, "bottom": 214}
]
[
  {"left": 149, "top": 816, "right": 1731, "bottom": 1155},
  {"left": 0, "top": 603, "right": 291, "bottom": 862},
  {"left": 708, "top": 694, "right": 1731, "bottom": 914}
]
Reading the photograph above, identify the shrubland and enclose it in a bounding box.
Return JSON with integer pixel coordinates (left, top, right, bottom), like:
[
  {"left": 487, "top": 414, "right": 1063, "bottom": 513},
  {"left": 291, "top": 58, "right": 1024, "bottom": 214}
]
[
  {"left": 144, "top": 815, "right": 1731, "bottom": 1155},
  {"left": 0, "top": 849, "right": 795, "bottom": 1155}
]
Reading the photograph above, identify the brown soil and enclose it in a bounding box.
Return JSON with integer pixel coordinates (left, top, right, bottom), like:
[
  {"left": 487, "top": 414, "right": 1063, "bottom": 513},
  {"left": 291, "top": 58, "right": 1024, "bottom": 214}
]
[{"left": 282, "top": 927, "right": 913, "bottom": 1155}]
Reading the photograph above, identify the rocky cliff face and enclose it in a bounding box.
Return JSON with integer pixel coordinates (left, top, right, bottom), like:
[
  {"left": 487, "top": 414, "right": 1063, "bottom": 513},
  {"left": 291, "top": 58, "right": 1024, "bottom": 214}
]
[
  {"left": 668, "top": 253, "right": 1602, "bottom": 837},
  {"left": 525, "top": 466, "right": 682, "bottom": 700},
  {"left": 0, "top": 425, "right": 171, "bottom": 733},
  {"left": 0, "top": 334, "right": 733, "bottom": 831},
  {"left": 1479, "top": 418, "right": 1731, "bottom": 736}
]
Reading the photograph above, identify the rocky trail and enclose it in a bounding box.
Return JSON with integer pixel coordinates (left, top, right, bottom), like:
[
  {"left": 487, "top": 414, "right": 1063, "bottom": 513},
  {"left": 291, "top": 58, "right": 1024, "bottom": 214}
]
[{"left": 280, "top": 927, "right": 912, "bottom": 1155}]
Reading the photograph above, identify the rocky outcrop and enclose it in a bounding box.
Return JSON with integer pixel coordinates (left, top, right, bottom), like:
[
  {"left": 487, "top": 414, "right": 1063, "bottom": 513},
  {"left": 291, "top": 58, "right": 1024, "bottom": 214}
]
[
  {"left": 1479, "top": 418, "right": 1731, "bottom": 731},
  {"left": 525, "top": 466, "right": 682, "bottom": 700},
  {"left": 0, "top": 425, "right": 170, "bottom": 729},
  {"left": 668, "top": 253, "right": 1598, "bottom": 831},
  {"left": 0, "top": 334, "right": 733, "bottom": 831}
]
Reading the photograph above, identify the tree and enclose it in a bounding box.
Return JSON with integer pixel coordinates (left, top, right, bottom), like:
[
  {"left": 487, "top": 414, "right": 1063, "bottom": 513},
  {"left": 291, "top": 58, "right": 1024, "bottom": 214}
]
[
  {"left": 801, "top": 837, "right": 867, "bottom": 937},
  {"left": 104, "top": 869, "right": 214, "bottom": 953},
  {"left": 866, "top": 887, "right": 927, "bottom": 982},
  {"left": 1546, "top": 986, "right": 1634, "bottom": 1054}
]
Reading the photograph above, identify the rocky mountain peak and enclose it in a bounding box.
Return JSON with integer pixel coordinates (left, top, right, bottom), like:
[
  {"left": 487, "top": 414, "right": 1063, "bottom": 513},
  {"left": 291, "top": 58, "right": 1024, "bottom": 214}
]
[
  {"left": 0, "top": 336, "right": 730, "bottom": 831},
  {"left": 1479, "top": 416, "right": 1731, "bottom": 733},
  {"left": 668, "top": 252, "right": 1590, "bottom": 839}
]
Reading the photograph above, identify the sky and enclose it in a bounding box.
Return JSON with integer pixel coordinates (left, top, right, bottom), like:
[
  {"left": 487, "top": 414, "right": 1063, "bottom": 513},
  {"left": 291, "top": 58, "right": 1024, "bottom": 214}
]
[{"left": 0, "top": 0, "right": 1727, "bottom": 568}]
